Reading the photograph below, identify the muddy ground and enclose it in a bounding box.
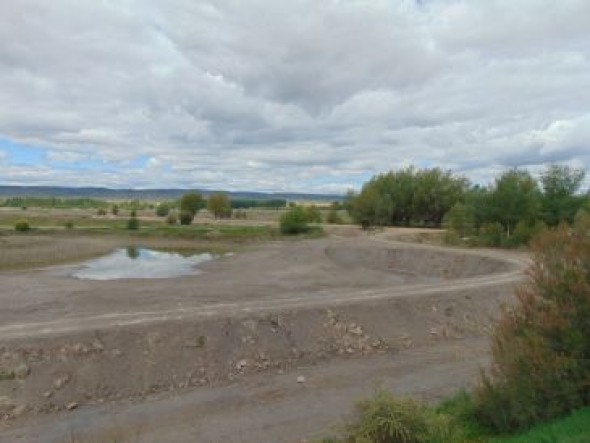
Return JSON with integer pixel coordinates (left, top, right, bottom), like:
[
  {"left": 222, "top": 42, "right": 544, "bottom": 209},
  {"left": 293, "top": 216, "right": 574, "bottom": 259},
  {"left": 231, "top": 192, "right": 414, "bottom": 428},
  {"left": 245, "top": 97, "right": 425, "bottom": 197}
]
[{"left": 0, "top": 229, "right": 528, "bottom": 442}]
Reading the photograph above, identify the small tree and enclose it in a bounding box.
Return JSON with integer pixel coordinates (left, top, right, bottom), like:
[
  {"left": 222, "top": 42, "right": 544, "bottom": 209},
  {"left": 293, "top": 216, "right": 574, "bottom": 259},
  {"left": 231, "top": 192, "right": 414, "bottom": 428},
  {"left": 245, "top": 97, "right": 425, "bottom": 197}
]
[
  {"left": 443, "top": 202, "right": 475, "bottom": 241},
  {"left": 155, "top": 202, "right": 170, "bottom": 217},
  {"left": 111, "top": 204, "right": 119, "bottom": 216},
  {"left": 179, "top": 192, "right": 204, "bottom": 225},
  {"left": 280, "top": 207, "right": 309, "bottom": 234},
  {"left": 207, "top": 193, "right": 232, "bottom": 219}
]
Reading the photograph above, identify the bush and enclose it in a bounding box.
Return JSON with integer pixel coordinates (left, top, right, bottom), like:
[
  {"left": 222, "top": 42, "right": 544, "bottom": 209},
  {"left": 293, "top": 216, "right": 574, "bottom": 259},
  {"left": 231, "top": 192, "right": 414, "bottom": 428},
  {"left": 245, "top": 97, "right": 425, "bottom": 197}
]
[
  {"left": 280, "top": 207, "right": 309, "bottom": 234},
  {"left": 179, "top": 210, "right": 194, "bottom": 226},
  {"left": 111, "top": 205, "right": 119, "bottom": 216},
  {"left": 304, "top": 205, "right": 322, "bottom": 223},
  {"left": 126, "top": 217, "right": 139, "bottom": 230},
  {"left": 478, "top": 222, "right": 505, "bottom": 247},
  {"left": 64, "top": 221, "right": 74, "bottom": 230},
  {"left": 342, "top": 390, "right": 465, "bottom": 443},
  {"left": 96, "top": 208, "right": 107, "bottom": 216},
  {"left": 326, "top": 209, "right": 343, "bottom": 224},
  {"left": 156, "top": 203, "right": 170, "bottom": 217},
  {"left": 504, "top": 220, "right": 546, "bottom": 248},
  {"left": 166, "top": 212, "right": 177, "bottom": 225},
  {"left": 474, "top": 215, "right": 590, "bottom": 433},
  {"left": 14, "top": 220, "right": 30, "bottom": 232}
]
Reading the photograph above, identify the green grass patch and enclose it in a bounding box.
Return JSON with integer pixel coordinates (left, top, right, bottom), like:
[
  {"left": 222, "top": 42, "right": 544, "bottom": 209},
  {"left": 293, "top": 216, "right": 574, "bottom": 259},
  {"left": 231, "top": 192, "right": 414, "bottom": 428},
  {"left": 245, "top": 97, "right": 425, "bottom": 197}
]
[{"left": 489, "top": 407, "right": 590, "bottom": 443}]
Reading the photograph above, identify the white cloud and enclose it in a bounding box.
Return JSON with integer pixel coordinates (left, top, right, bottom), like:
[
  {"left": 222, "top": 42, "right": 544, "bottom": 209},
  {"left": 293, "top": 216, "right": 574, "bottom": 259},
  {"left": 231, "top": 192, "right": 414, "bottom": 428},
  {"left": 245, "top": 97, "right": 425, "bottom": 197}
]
[{"left": 0, "top": 0, "right": 589, "bottom": 192}]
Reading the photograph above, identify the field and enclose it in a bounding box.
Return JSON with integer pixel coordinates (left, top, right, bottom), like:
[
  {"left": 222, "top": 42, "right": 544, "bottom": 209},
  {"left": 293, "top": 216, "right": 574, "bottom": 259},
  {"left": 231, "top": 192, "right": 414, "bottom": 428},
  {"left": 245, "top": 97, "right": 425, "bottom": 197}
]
[{"left": 0, "top": 204, "right": 531, "bottom": 442}]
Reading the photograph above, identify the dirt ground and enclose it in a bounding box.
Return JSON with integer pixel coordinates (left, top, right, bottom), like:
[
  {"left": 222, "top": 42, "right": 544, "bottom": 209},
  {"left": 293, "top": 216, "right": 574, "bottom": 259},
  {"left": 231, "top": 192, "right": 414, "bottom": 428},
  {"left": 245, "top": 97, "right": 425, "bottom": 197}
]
[{"left": 0, "top": 228, "right": 528, "bottom": 442}]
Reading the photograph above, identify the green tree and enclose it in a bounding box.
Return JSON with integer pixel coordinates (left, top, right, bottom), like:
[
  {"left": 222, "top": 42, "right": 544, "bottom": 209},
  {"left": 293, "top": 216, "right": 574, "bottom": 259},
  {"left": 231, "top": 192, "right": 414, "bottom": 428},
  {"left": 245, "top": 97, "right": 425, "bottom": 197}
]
[
  {"left": 540, "top": 164, "right": 586, "bottom": 226},
  {"left": 443, "top": 202, "right": 476, "bottom": 239},
  {"left": 489, "top": 169, "right": 540, "bottom": 237},
  {"left": 179, "top": 192, "right": 204, "bottom": 225},
  {"left": 347, "top": 167, "right": 467, "bottom": 227},
  {"left": 207, "top": 193, "right": 232, "bottom": 219}
]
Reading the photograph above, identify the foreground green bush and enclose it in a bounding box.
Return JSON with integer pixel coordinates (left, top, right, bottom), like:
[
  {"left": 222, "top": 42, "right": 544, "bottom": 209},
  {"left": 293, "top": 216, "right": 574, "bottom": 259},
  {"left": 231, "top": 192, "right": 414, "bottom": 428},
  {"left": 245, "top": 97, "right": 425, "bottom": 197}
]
[
  {"left": 14, "top": 220, "right": 30, "bottom": 232},
  {"left": 280, "top": 207, "right": 309, "bottom": 234},
  {"left": 474, "top": 212, "right": 590, "bottom": 433},
  {"left": 321, "top": 390, "right": 465, "bottom": 443}
]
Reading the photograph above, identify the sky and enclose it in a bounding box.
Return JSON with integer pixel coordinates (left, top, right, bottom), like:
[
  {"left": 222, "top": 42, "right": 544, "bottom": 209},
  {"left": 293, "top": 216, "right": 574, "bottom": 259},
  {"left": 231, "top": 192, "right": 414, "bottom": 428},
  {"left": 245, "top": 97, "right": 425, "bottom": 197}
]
[{"left": 0, "top": 0, "right": 589, "bottom": 194}]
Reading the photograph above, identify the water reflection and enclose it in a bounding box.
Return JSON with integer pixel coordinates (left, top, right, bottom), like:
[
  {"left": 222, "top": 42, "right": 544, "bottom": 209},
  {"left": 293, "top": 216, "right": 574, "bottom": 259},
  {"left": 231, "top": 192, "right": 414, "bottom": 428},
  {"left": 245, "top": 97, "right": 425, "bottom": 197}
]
[
  {"left": 126, "top": 246, "right": 140, "bottom": 259},
  {"left": 73, "top": 247, "right": 217, "bottom": 280}
]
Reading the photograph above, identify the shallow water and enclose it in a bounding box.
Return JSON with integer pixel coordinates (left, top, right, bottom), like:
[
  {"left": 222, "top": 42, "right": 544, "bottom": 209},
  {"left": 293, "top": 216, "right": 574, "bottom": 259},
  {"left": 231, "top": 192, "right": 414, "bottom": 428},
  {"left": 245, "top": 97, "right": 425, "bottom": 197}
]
[{"left": 72, "top": 247, "right": 217, "bottom": 280}]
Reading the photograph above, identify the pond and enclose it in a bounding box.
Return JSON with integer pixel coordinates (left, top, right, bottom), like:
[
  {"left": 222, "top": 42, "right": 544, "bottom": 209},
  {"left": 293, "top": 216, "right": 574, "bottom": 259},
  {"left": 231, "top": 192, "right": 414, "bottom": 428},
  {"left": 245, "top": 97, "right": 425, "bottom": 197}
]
[{"left": 72, "top": 246, "right": 219, "bottom": 280}]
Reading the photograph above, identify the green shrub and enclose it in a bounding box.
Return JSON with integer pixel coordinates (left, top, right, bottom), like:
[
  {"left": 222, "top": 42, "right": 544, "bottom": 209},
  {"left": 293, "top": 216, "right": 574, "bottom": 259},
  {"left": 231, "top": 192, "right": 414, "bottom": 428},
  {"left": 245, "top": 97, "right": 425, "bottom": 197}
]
[
  {"left": 96, "top": 208, "right": 107, "bottom": 216},
  {"left": 179, "top": 210, "right": 194, "bottom": 226},
  {"left": 474, "top": 216, "right": 590, "bottom": 433},
  {"left": 111, "top": 204, "right": 119, "bottom": 216},
  {"left": 478, "top": 222, "right": 505, "bottom": 247},
  {"left": 126, "top": 217, "right": 139, "bottom": 230},
  {"left": 156, "top": 203, "right": 170, "bottom": 217},
  {"left": 503, "top": 220, "right": 546, "bottom": 248},
  {"left": 342, "top": 390, "right": 465, "bottom": 443},
  {"left": 280, "top": 207, "right": 309, "bottom": 234},
  {"left": 304, "top": 205, "right": 322, "bottom": 223},
  {"left": 326, "top": 209, "right": 344, "bottom": 224},
  {"left": 166, "top": 212, "right": 177, "bottom": 225},
  {"left": 64, "top": 221, "right": 74, "bottom": 230},
  {"left": 14, "top": 220, "right": 30, "bottom": 232}
]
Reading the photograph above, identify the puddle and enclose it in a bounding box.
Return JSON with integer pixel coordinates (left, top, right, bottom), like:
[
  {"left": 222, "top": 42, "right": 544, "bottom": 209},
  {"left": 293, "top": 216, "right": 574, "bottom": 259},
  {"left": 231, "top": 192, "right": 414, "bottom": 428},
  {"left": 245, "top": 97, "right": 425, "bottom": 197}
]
[{"left": 72, "top": 246, "right": 218, "bottom": 280}]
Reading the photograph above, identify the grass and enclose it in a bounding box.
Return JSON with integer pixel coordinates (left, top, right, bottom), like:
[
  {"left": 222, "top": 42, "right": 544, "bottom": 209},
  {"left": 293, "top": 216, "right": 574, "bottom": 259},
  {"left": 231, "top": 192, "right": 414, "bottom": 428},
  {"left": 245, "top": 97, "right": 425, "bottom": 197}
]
[
  {"left": 489, "top": 407, "right": 590, "bottom": 443},
  {"left": 318, "top": 390, "right": 590, "bottom": 443}
]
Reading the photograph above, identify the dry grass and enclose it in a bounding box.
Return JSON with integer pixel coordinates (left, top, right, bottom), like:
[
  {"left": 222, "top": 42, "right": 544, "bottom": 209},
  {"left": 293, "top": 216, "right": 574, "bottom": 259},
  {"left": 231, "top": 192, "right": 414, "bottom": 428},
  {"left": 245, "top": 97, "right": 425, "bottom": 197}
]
[{"left": 0, "top": 234, "right": 119, "bottom": 271}]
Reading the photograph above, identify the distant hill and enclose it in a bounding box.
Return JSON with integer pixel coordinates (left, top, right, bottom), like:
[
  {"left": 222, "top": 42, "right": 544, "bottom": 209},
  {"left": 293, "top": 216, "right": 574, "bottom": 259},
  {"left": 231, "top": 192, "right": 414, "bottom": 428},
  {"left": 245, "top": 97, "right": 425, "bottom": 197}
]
[{"left": 0, "top": 186, "right": 342, "bottom": 202}]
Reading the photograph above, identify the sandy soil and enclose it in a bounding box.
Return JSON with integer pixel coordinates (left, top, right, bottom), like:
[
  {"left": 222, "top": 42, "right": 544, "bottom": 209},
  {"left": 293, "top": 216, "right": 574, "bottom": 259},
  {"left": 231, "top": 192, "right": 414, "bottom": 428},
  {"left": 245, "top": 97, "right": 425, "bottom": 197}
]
[{"left": 0, "top": 228, "right": 528, "bottom": 442}]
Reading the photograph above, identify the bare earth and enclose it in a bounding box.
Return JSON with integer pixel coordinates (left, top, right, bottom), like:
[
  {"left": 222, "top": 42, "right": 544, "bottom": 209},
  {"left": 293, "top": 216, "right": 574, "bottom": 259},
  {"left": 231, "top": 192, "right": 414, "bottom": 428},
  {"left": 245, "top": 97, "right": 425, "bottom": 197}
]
[{"left": 0, "top": 228, "right": 528, "bottom": 442}]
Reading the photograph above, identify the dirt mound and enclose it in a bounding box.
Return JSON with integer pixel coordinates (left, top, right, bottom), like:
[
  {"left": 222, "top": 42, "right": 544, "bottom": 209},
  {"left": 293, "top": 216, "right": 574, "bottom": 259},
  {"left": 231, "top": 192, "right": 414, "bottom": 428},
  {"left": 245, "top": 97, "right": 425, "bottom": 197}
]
[{"left": 325, "top": 244, "right": 514, "bottom": 279}]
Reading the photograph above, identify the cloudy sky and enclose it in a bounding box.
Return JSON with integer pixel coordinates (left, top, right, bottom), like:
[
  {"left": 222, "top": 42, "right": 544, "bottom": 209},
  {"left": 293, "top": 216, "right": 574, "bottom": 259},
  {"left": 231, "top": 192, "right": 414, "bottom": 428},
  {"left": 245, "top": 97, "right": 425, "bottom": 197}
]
[{"left": 1, "top": 0, "right": 589, "bottom": 193}]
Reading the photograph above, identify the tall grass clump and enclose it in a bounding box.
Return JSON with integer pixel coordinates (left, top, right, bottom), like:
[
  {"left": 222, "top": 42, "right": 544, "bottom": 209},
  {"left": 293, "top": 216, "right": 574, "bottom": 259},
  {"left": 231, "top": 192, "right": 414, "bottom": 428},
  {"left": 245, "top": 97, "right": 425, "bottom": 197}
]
[
  {"left": 321, "top": 390, "right": 465, "bottom": 443},
  {"left": 474, "top": 211, "right": 590, "bottom": 433}
]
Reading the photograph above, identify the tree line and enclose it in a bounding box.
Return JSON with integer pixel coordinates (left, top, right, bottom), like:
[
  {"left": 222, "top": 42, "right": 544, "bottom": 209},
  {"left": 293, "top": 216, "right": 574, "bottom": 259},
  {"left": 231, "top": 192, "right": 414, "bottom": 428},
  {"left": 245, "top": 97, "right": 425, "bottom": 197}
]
[{"left": 346, "top": 164, "right": 589, "bottom": 246}]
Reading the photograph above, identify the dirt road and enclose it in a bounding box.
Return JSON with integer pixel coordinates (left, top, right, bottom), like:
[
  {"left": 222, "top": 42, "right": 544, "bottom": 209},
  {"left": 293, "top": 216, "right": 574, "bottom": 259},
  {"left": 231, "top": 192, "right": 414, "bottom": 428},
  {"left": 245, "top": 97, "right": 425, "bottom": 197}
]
[{"left": 0, "top": 229, "right": 528, "bottom": 442}]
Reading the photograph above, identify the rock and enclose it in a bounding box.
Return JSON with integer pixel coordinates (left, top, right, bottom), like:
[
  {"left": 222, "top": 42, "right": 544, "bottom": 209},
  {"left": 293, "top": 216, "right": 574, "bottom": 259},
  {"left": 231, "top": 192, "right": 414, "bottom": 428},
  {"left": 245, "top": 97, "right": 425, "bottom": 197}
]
[
  {"left": 236, "top": 359, "right": 248, "bottom": 370},
  {"left": 43, "top": 391, "right": 53, "bottom": 399},
  {"left": 0, "top": 396, "right": 16, "bottom": 413},
  {"left": 349, "top": 325, "right": 363, "bottom": 336},
  {"left": 111, "top": 349, "right": 123, "bottom": 357},
  {"left": 12, "top": 405, "right": 26, "bottom": 417},
  {"left": 91, "top": 340, "right": 104, "bottom": 351},
  {"left": 14, "top": 363, "right": 30, "bottom": 379},
  {"left": 66, "top": 402, "right": 78, "bottom": 411},
  {"left": 296, "top": 375, "right": 306, "bottom": 384},
  {"left": 53, "top": 374, "right": 71, "bottom": 390}
]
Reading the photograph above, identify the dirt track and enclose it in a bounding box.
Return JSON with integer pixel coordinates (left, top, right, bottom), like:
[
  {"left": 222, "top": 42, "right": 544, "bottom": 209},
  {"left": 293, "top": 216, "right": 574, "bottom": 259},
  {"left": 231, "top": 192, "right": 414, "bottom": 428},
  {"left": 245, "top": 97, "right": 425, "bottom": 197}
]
[{"left": 0, "top": 229, "right": 528, "bottom": 442}]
